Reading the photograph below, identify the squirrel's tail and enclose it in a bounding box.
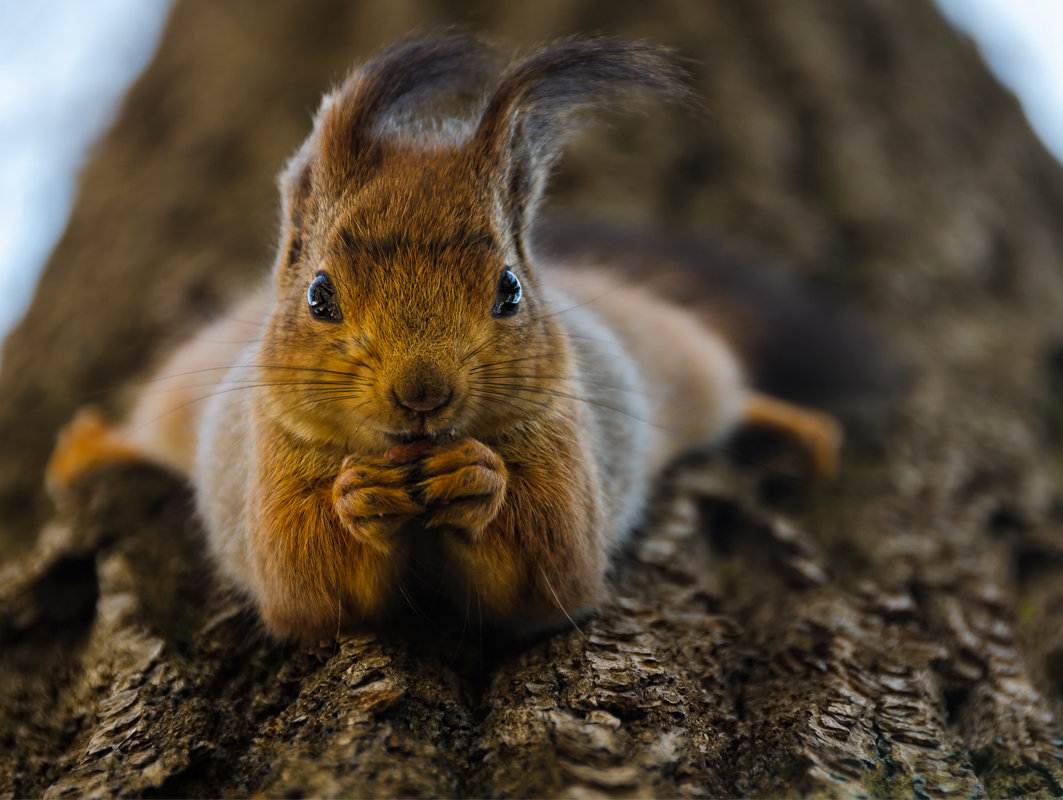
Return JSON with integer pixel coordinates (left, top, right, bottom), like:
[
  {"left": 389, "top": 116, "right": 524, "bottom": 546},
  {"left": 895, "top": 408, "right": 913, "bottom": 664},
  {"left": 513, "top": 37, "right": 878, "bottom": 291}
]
[{"left": 533, "top": 218, "right": 904, "bottom": 406}]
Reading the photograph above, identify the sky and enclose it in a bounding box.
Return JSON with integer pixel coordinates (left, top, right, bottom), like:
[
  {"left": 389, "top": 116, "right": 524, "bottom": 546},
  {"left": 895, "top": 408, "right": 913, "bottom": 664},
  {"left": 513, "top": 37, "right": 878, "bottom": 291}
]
[
  {"left": 0, "top": 1, "right": 1060, "bottom": 349},
  {"left": 0, "top": 0, "right": 170, "bottom": 342},
  {"left": 936, "top": 0, "right": 1063, "bottom": 161}
]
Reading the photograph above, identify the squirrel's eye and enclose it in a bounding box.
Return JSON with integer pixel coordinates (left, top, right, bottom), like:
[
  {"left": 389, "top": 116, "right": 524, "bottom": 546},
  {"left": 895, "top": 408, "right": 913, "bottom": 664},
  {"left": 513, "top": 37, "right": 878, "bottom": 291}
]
[
  {"left": 307, "top": 272, "right": 342, "bottom": 322},
  {"left": 492, "top": 268, "right": 522, "bottom": 318}
]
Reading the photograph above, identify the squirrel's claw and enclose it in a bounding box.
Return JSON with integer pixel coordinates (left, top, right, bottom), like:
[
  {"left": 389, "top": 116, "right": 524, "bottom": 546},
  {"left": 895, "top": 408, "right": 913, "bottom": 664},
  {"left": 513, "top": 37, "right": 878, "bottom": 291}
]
[
  {"left": 416, "top": 438, "right": 508, "bottom": 537},
  {"left": 332, "top": 455, "right": 424, "bottom": 549}
]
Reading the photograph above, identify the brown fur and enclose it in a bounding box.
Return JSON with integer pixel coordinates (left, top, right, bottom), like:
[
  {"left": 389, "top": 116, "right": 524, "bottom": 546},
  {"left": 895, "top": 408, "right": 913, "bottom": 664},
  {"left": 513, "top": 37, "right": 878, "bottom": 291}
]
[{"left": 48, "top": 34, "right": 841, "bottom": 642}]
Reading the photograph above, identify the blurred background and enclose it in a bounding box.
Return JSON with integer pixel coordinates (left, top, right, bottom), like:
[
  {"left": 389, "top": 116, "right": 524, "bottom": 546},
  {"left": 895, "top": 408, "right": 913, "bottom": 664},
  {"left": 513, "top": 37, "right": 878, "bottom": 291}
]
[{"left": 0, "top": 1, "right": 1061, "bottom": 352}]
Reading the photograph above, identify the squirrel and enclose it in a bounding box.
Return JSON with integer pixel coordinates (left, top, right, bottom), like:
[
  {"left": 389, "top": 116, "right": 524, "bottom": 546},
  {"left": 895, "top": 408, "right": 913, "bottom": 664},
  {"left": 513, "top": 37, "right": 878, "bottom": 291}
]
[{"left": 46, "top": 34, "right": 844, "bottom": 643}]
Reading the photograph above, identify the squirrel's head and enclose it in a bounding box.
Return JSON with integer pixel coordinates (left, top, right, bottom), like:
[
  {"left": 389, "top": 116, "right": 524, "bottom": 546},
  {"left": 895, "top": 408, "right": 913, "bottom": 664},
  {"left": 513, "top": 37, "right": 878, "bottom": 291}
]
[{"left": 257, "top": 32, "right": 684, "bottom": 450}]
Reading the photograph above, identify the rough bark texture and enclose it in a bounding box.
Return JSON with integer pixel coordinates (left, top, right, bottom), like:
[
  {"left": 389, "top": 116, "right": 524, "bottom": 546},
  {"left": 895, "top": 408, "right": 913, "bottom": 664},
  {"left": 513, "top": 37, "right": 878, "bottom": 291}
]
[{"left": 3, "top": 0, "right": 1063, "bottom": 796}]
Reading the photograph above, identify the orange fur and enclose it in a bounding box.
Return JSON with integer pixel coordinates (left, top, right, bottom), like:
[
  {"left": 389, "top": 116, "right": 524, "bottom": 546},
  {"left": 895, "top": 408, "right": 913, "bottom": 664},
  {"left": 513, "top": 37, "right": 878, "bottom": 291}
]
[
  {"left": 742, "top": 393, "right": 842, "bottom": 478},
  {"left": 248, "top": 421, "right": 411, "bottom": 638},
  {"left": 46, "top": 408, "right": 143, "bottom": 496},
  {"left": 440, "top": 417, "right": 605, "bottom": 623}
]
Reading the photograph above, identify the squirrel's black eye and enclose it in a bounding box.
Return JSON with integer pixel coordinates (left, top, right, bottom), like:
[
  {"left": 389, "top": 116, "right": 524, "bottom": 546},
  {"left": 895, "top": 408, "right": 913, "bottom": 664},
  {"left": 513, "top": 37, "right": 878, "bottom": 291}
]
[
  {"left": 307, "top": 272, "right": 342, "bottom": 322},
  {"left": 492, "top": 268, "right": 522, "bottom": 318}
]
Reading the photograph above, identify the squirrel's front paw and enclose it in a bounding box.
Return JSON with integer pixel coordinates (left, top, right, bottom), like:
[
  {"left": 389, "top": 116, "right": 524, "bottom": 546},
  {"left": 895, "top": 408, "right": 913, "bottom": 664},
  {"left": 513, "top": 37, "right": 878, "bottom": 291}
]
[
  {"left": 416, "top": 438, "right": 507, "bottom": 538},
  {"left": 332, "top": 455, "right": 424, "bottom": 550}
]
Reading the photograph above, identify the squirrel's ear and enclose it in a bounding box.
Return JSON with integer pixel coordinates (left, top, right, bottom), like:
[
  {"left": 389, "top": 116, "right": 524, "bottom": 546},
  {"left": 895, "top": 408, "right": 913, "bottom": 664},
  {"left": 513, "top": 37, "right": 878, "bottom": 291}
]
[
  {"left": 273, "top": 31, "right": 497, "bottom": 277},
  {"left": 473, "top": 39, "right": 688, "bottom": 262},
  {"left": 275, "top": 138, "right": 315, "bottom": 274},
  {"left": 315, "top": 31, "right": 496, "bottom": 193}
]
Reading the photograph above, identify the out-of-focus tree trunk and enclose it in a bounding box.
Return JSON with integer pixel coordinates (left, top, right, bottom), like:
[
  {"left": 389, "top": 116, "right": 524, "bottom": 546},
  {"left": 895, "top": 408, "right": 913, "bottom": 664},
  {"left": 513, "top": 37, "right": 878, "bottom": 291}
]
[{"left": 2, "top": 1, "right": 1063, "bottom": 796}]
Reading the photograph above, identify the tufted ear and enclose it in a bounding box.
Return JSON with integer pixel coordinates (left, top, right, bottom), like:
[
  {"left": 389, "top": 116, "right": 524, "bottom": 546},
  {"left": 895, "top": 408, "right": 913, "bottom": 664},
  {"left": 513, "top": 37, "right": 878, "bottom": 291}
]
[
  {"left": 275, "top": 137, "right": 317, "bottom": 275},
  {"left": 472, "top": 39, "right": 688, "bottom": 262},
  {"left": 275, "top": 31, "right": 498, "bottom": 274},
  {"left": 316, "top": 31, "right": 497, "bottom": 186}
]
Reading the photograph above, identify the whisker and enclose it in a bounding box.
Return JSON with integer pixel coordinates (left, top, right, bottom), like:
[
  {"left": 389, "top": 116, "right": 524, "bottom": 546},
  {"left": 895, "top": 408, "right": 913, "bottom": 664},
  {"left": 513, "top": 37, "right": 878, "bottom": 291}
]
[
  {"left": 212, "top": 314, "right": 269, "bottom": 329},
  {"left": 334, "top": 590, "right": 342, "bottom": 652},
  {"left": 459, "top": 338, "right": 496, "bottom": 368},
  {"left": 561, "top": 332, "right": 627, "bottom": 348},
  {"left": 134, "top": 378, "right": 373, "bottom": 398},
  {"left": 477, "top": 591, "right": 484, "bottom": 672},
  {"left": 539, "top": 566, "right": 586, "bottom": 640},
  {"left": 454, "top": 579, "right": 472, "bottom": 658},
  {"left": 471, "top": 385, "right": 666, "bottom": 431},
  {"left": 467, "top": 390, "right": 552, "bottom": 417},
  {"left": 336, "top": 354, "right": 375, "bottom": 372},
  {"left": 468, "top": 355, "right": 546, "bottom": 373},
  {"left": 396, "top": 577, "right": 434, "bottom": 625},
  {"left": 192, "top": 337, "right": 264, "bottom": 347},
  {"left": 473, "top": 385, "right": 800, "bottom": 477},
  {"left": 75, "top": 363, "right": 376, "bottom": 403},
  {"left": 475, "top": 374, "right": 648, "bottom": 398},
  {"left": 531, "top": 282, "right": 635, "bottom": 322},
  {"left": 125, "top": 382, "right": 378, "bottom": 436},
  {"left": 284, "top": 392, "right": 376, "bottom": 418}
]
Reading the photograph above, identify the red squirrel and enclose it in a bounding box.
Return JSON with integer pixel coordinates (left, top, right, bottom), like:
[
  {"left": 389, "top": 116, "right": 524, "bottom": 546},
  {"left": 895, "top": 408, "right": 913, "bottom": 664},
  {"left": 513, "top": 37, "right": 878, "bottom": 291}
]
[{"left": 47, "top": 34, "right": 840, "bottom": 642}]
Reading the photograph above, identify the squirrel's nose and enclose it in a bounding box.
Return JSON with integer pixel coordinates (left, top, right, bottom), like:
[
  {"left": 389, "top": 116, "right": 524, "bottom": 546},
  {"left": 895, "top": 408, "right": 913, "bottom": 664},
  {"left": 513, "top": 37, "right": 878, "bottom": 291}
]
[
  {"left": 393, "top": 386, "right": 452, "bottom": 414},
  {"left": 392, "top": 363, "right": 453, "bottom": 414}
]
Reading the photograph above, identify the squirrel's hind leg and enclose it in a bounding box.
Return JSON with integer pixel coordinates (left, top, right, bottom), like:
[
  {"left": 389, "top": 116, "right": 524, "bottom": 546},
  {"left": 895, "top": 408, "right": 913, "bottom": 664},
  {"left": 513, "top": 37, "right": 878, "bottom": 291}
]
[
  {"left": 45, "top": 294, "right": 269, "bottom": 501},
  {"left": 740, "top": 392, "right": 843, "bottom": 478},
  {"left": 45, "top": 408, "right": 146, "bottom": 498},
  {"left": 45, "top": 350, "right": 218, "bottom": 499}
]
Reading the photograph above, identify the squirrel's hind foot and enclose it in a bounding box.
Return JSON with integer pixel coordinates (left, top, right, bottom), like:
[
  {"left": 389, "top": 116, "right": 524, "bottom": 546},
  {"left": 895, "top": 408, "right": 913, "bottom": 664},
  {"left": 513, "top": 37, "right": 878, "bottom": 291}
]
[
  {"left": 740, "top": 393, "right": 843, "bottom": 479},
  {"left": 46, "top": 408, "right": 144, "bottom": 499}
]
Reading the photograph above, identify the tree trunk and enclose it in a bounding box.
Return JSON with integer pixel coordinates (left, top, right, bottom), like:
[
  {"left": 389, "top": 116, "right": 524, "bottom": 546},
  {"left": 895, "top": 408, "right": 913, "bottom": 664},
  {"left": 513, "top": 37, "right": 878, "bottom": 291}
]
[{"left": 3, "top": 1, "right": 1063, "bottom": 796}]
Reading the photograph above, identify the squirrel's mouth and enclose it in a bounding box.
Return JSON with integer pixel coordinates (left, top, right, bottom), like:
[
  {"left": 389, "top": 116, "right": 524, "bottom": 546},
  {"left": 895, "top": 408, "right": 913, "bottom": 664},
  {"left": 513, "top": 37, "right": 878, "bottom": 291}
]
[
  {"left": 387, "top": 431, "right": 429, "bottom": 445},
  {"left": 383, "top": 428, "right": 458, "bottom": 446},
  {"left": 378, "top": 395, "right": 467, "bottom": 445}
]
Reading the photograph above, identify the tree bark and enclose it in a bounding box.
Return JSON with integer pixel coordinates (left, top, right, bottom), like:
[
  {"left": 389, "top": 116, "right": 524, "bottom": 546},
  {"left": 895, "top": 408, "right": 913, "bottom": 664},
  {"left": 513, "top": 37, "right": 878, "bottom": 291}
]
[{"left": 3, "top": 0, "right": 1063, "bottom": 796}]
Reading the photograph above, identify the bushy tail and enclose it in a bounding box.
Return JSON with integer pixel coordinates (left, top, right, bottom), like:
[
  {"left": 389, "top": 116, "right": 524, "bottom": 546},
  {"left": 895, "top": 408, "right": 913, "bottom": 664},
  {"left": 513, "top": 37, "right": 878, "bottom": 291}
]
[{"left": 533, "top": 218, "right": 905, "bottom": 406}]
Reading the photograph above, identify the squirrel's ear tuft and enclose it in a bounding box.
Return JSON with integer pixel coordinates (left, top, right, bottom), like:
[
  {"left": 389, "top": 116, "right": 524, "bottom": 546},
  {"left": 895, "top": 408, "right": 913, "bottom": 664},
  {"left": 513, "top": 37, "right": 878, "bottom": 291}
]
[
  {"left": 274, "top": 31, "right": 497, "bottom": 278},
  {"left": 473, "top": 38, "right": 689, "bottom": 261},
  {"left": 316, "top": 31, "right": 497, "bottom": 188}
]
